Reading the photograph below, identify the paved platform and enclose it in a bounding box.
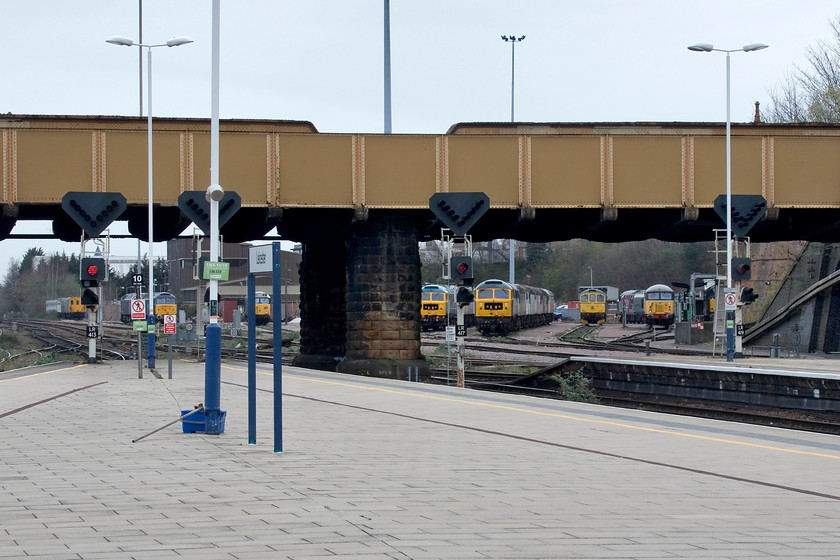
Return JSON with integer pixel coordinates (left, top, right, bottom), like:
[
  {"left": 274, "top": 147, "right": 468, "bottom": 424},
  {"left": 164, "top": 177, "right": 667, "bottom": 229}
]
[{"left": 3, "top": 358, "right": 840, "bottom": 559}]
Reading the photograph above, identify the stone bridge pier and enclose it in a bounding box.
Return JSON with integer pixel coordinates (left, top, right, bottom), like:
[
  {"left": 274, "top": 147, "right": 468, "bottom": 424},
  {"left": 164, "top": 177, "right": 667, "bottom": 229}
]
[{"left": 291, "top": 210, "right": 430, "bottom": 381}]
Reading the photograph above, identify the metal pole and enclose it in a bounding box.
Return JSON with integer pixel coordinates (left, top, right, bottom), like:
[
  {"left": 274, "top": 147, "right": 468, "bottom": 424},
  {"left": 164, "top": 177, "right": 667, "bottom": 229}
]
[
  {"left": 383, "top": 0, "right": 392, "bottom": 134},
  {"left": 457, "top": 304, "right": 465, "bottom": 388},
  {"left": 510, "top": 40, "right": 515, "bottom": 122},
  {"left": 501, "top": 35, "right": 524, "bottom": 284},
  {"left": 247, "top": 273, "right": 256, "bottom": 444},
  {"left": 725, "top": 51, "right": 734, "bottom": 363},
  {"left": 204, "top": 0, "right": 223, "bottom": 435},
  {"left": 147, "top": 45, "right": 156, "bottom": 369},
  {"left": 138, "top": 0, "right": 143, "bottom": 116},
  {"left": 272, "top": 242, "right": 283, "bottom": 452}
]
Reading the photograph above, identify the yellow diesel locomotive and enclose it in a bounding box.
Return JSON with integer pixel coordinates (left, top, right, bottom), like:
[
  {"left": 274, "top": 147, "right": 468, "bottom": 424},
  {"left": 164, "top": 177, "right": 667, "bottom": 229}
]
[
  {"left": 253, "top": 291, "right": 272, "bottom": 325},
  {"left": 474, "top": 279, "right": 554, "bottom": 334},
  {"left": 46, "top": 296, "right": 86, "bottom": 320},
  {"left": 644, "top": 284, "right": 675, "bottom": 328},
  {"left": 421, "top": 284, "right": 451, "bottom": 331},
  {"left": 421, "top": 284, "right": 475, "bottom": 331},
  {"left": 579, "top": 288, "right": 607, "bottom": 325}
]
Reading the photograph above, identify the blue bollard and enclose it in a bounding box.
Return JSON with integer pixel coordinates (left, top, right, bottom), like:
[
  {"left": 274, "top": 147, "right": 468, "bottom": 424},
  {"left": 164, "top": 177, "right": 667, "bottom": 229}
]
[{"left": 204, "top": 322, "right": 222, "bottom": 434}]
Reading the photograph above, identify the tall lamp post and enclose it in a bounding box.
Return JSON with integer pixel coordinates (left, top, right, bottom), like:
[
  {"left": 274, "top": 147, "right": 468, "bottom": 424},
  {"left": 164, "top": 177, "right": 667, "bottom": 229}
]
[
  {"left": 107, "top": 34, "right": 193, "bottom": 369},
  {"left": 501, "top": 35, "right": 525, "bottom": 122},
  {"left": 502, "top": 34, "right": 524, "bottom": 283},
  {"left": 688, "top": 42, "right": 768, "bottom": 362}
]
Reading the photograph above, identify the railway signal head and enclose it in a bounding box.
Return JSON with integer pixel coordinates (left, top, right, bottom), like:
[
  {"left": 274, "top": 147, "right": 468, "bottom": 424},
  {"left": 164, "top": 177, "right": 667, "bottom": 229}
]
[
  {"left": 740, "top": 287, "right": 758, "bottom": 305},
  {"left": 80, "top": 257, "right": 106, "bottom": 287},
  {"left": 714, "top": 194, "right": 767, "bottom": 238},
  {"left": 61, "top": 192, "right": 127, "bottom": 238},
  {"left": 732, "top": 257, "right": 752, "bottom": 281},
  {"left": 450, "top": 256, "right": 474, "bottom": 284},
  {"left": 81, "top": 288, "right": 99, "bottom": 307},
  {"left": 456, "top": 286, "right": 474, "bottom": 307},
  {"left": 429, "top": 192, "right": 490, "bottom": 236}
]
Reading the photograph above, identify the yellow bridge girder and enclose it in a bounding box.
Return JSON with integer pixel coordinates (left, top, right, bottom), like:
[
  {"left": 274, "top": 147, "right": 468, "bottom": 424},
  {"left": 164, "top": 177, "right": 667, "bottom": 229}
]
[{"left": 3, "top": 115, "right": 840, "bottom": 213}]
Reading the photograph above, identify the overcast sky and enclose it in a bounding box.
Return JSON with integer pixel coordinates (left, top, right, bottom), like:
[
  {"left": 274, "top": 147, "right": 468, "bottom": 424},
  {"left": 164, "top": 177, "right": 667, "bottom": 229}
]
[{"left": 2, "top": 0, "right": 839, "bottom": 276}]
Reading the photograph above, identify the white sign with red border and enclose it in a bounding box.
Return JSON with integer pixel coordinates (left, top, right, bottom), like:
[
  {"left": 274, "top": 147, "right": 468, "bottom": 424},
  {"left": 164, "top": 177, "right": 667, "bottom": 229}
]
[
  {"left": 163, "top": 314, "right": 176, "bottom": 334},
  {"left": 723, "top": 289, "right": 737, "bottom": 311},
  {"left": 131, "top": 299, "right": 146, "bottom": 320}
]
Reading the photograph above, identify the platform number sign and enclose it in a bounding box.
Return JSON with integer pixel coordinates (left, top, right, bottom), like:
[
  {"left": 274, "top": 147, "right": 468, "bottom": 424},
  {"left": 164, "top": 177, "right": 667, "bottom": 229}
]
[{"left": 132, "top": 274, "right": 143, "bottom": 286}]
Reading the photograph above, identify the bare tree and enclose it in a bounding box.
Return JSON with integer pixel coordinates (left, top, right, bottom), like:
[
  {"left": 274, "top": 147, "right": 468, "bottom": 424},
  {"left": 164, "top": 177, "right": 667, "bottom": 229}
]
[{"left": 765, "top": 15, "right": 840, "bottom": 123}]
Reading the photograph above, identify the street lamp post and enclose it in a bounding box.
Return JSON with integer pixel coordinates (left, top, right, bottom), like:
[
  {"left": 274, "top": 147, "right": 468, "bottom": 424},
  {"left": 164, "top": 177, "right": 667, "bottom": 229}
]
[
  {"left": 107, "top": 34, "right": 193, "bottom": 370},
  {"left": 501, "top": 34, "right": 524, "bottom": 283},
  {"left": 501, "top": 35, "right": 525, "bottom": 122},
  {"left": 688, "top": 42, "right": 768, "bottom": 362}
]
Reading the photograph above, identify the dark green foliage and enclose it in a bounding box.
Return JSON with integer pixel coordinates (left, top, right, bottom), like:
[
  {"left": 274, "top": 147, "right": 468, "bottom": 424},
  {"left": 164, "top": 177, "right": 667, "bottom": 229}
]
[
  {"left": 549, "top": 369, "right": 599, "bottom": 403},
  {"left": 0, "top": 248, "right": 170, "bottom": 319}
]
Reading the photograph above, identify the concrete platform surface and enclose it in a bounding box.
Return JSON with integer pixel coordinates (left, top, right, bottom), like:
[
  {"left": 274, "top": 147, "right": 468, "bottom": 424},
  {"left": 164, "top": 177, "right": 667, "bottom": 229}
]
[{"left": 3, "top": 358, "right": 840, "bottom": 559}]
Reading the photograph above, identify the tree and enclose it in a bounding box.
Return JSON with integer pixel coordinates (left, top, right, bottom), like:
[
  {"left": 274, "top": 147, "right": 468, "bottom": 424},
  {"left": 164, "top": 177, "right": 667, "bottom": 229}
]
[{"left": 765, "top": 15, "right": 840, "bottom": 123}]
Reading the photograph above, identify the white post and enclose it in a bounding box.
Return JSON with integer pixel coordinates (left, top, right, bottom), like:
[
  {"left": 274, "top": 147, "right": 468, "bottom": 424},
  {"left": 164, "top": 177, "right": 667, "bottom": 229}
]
[
  {"left": 209, "top": 0, "right": 221, "bottom": 322},
  {"left": 146, "top": 46, "right": 156, "bottom": 367}
]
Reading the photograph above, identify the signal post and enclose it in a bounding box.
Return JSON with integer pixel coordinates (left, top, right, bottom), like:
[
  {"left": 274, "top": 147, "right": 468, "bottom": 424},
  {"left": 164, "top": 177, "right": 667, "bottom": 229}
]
[
  {"left": 429, "top": 192, "right": 489, "bottom": 388},
  {"left": 451, "top": 242, "right": 474, "bottom": 388},
  {"left": 80, "top": 256, "right": 105, "bottom": 364}
]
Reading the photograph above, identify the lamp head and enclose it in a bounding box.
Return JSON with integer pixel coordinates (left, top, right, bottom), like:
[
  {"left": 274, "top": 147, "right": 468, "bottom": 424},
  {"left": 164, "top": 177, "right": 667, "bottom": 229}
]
[
  {"left": 166, "top": 36, "right": 194, "bottom": 47},
  {"left": 743, "top": 43, "right": 768, "bottom": 52},
  {"left": 106, "top": 36, "right": 135, "bottom": 47},
  {"left": 206, "top": 183, "right": 225, "bottom": 202},
  {"left": 687, "top": 43, "right": 714, "bottom": 52}
]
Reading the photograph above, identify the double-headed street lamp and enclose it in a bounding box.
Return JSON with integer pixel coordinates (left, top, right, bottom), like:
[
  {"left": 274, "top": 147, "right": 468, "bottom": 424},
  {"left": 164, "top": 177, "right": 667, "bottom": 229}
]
[
  {"left": 107, "top": 34, "right": 193, "bottom": 369},
  {"left": 688, "top": 42, "right": 768, "bottom": 361}
]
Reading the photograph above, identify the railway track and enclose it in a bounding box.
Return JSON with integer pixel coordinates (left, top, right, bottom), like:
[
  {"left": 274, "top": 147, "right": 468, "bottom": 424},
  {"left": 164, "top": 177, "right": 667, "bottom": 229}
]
[{"left": 7, "top": 318, "right": 838, "bottom": 435}]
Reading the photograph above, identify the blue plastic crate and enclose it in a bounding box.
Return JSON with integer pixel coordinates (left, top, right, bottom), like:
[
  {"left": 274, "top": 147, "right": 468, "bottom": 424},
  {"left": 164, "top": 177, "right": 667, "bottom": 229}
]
[{"left": 181, "top": 410, "right": 226, "bottom": 434}]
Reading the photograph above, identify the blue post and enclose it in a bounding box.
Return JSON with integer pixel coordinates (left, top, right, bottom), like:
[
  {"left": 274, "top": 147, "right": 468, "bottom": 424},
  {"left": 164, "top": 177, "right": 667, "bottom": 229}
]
[
  {"left": 726, "top": 310, "right": 735, "bottom": 362},
  {"left": 147, "top": 315, "right": 156, "bottom": 369},
  {"left": 204, "top": 322, "right": 222, "bottom": 434},
  {"left": 272, "top": 242, "right": 283, "bottom": 453},
  {"left": 247, "top": 273, "right": 256, "bottom": 444}
]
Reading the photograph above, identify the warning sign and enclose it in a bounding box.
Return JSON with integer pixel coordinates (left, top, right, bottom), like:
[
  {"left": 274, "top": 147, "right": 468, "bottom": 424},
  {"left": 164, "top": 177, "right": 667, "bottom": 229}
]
[
  {"left": 724, "top": 291, "right": 737, "bottom": 311},
  {"left": 163, "top": 314, "right": 176, "bottom": 335},
  {"left": 131, "top": 299, "right": 146, "bottom": 320}
]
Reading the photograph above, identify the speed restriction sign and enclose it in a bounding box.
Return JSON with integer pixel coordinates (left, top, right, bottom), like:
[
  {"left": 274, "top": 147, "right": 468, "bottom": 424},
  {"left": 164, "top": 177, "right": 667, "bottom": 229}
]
[{"left": 163, "top": 314, "right": 176, "bottom": 334}]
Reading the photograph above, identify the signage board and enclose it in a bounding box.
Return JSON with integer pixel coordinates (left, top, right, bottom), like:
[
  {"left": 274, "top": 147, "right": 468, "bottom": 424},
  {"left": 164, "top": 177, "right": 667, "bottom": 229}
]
[
  {"left": 445, "top": 326, "right": 456, "bottom": 343},
  {"left": 132, "top": 320, "right": 147, "bottom": 332},
  {"left": 163, "top": 314, "right": 176, "bottom": 334},
  {"left": 723, "top": 289, "right": 737, "bottom": 311},
  {"left": 130, "top": 299, "right": 146, "bottom": 320},
  {"left": 86, "top": 326, "right": 98, "bottom": 339},
  {"left": 248, "top": 244, "right": 273, "bottom": 273},
  {"left": 202, "top": 261, "right": 230, "bottom": 281}
]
